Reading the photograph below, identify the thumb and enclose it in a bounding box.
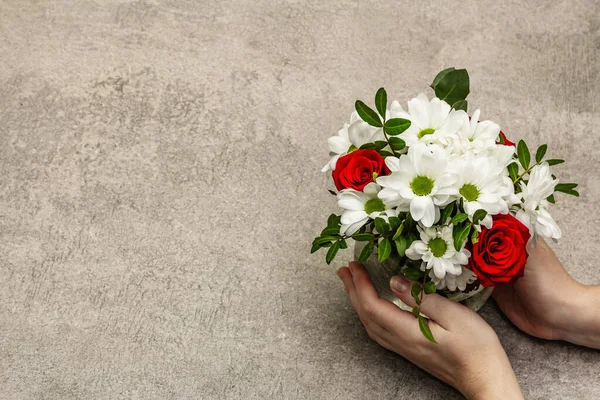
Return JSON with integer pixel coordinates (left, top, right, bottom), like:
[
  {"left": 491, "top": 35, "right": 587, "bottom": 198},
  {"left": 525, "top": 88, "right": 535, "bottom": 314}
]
[{"left": 390, "top": 275, "right": 472, "bottom": 330}]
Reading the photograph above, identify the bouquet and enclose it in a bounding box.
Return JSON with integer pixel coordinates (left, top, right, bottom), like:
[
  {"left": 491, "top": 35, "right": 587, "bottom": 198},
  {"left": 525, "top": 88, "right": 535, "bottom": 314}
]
[{"left": 312, "top": 68, "right": 579, "bottom": 342}]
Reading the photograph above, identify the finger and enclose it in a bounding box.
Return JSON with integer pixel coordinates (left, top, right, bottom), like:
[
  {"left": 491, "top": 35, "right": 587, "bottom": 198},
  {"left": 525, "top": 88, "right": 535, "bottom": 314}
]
[
  {"left": 339, "top": 266, "right": 399, "bottom": 338},
  {"left": 389, "top": 275, "right": 475, "bottom": 330},
  {"left": 337, "top": 266, "right": 360, "bottom": 311},
  {"left": 348, "top": 261, "right": 417, "bottom": 332}
]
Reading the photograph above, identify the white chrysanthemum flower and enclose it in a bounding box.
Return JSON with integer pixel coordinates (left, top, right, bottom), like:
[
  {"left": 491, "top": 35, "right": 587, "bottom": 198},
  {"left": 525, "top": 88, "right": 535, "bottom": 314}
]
[
  {"left": 448, "top": 109, "right": 501, "bottom": 155},
  {"left": 515, "top": 163, "right": 562, "bottom": 239},
  {"left": 406, "top": 224, "right": 471, "bottom": 280},
  {"left": 322, "top": 103, "right": 408, "bottom": 172},
  {"left": 377, "top": 144, "right": 458, "bottom": 227},
  {"left": 391, "top": 93, "right": 464, "bottom": 147},
  {"left": 453, "top": 151, "right": 515, "bottom": 228},
  {"left": 337, "top": 183, "right": 395, "bottom": 236},
  {"left": 429, "top": 266, "right": 477, "bottom": 292}
]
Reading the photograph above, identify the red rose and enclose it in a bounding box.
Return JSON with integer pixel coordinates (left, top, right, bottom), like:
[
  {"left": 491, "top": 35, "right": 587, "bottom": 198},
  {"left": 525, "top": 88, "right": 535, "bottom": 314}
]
[
  {"left": 497, "top": 131, "right": 515, "bottom": 147},
  {"left": 467, "top": 214, "right": 531, "bottom": 287},
  {"left": 332, "top": 149, "right": 390, "bottom": 191}
]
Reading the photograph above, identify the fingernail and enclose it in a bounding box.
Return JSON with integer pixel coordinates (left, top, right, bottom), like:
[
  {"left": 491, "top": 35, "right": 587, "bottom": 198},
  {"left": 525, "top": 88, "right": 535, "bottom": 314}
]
[{"left": 391, "top": 276, "right": 411, "bottom": 293}]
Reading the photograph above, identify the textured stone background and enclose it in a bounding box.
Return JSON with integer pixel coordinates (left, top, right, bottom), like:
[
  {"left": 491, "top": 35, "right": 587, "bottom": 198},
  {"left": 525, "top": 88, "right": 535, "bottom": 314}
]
[{"left": 1, "top": 1, "right": 599, "bottom": 399}]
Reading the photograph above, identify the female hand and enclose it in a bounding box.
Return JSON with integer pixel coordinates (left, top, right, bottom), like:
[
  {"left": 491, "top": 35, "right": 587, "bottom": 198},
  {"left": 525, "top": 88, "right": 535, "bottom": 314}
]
[
  {"left": 492, "top": 238, "right": 600, "bottom": 348},
  {"left": 337, "top": 261, "right": 523, "bottom": 400}
]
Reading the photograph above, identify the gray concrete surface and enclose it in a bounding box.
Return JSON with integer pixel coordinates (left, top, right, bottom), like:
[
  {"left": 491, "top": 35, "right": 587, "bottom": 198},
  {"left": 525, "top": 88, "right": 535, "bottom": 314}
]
[{"left": 1, "top": 1, "right": 599, "bottom": 399}]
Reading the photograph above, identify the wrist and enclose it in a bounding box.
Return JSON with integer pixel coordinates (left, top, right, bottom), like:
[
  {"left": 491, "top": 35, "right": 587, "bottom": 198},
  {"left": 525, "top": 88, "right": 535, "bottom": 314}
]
[
  {"left": 556, "top": 284, "right": 600, "bottom": 348},
  {"left": 457, "top": 351, "right": 523, "bottom": 400}
]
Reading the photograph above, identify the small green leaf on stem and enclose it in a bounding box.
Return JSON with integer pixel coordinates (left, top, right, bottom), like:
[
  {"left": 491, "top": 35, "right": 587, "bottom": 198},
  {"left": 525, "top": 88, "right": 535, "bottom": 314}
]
[
  {"left": 471, "top": 228, "right": 480, "bottom": 244},
  {"left": 418, "top": 315, "right": 438, "bottom": 344},
  {"left": 384, "top": 118, "right": 411, "bottom": 135},
  {"left": 451, "top": 213, "right": 468, "bottom": 224},
  {"left": 388, "top": 216, "right": 401, "bottom": 231},
  {"left": 424, "top": 281, "right": 436, "bottom": 294},
  {"left": 402, "top": 267, "right": 423, "bottom": 280},
  {"left": 453, "top": 224, "right": 471, "bottom": 251},
  {"left": 440, "top": 203, "right": 455, "bottom": 224},
  {"left": 352, "top": 233, "right": 375, "bottom": 241},
  {"left": 355, "top": 100, "right": 383, "bottom": 127},
  {"left": 357, "top": 241, "right": 375, "bottom": 263},
  {"left": 388, "top": 137, "right": 406, "bottom": 151},
  {"left": 375, "top": 88, "right": 387, "bottom": 120},
  {"left": 378, "top": 238, "right": 392, "bottom": 263},
  {"left": 472, "top": 209, "right": 488, "bottom": 225},
  {"left": 374, "top": 217, "right": 389, "bottom": 234},
  {"left": 535, "top": 144, "right": 548, "bottom": 163},
  {"left": 411, "top": 283, "right": 422, "bottom": 305},
  {"left": 394, "top": 236, "right": 408, "bottom": 257},
  {"left": 517, "top": 140, "right": 531, "bottom": 171},
  {"left": 507, "top": 162, "right": 519, "bottom": 181},
  {"left": 547, "top": 159, "right": 565, "bottom": 166},
  {"left": 326, "top": 241, "right": 340, "bottom": 264}
]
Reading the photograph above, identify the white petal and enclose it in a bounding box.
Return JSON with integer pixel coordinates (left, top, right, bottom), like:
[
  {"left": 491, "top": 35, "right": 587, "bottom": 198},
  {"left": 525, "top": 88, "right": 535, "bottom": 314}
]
[
  {"left": 340, "top": 210, "right": 367, "bottom": 225},
  {"left": 337, "top": 195, "right": 365, "bottom": 211}
]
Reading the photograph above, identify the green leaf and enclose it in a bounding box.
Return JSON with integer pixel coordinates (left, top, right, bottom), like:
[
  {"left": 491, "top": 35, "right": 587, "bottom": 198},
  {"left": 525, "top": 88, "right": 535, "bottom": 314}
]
[
  {"left": 411, "top": 283, "right": 422, "bottom": 305},
  {"left": 388, "top": 216, "right": 401, "bottom": 231},
  {"left": 378, "top": 238, "right": 392, "bottom": 263},
  {"left": 352, "top": 233, "right": 374, "bottom": 241},
  {"left": 411, "top": 306, "right": 420, "bottom": 318},
  {"left": 555, "top": 183, "right": 578, "bottom": 191},
  {"left": 555, "top": 183, "right": 580, "bottom": 197},
  {"left": 310, "top": 242, "right": 321, "bottom": 254},
  {"left": 430, "top": 67, "right": 456, "bottom": 89},
  {"left": 472, "top": 209, "right": 488, "bottom": 225},
  {"left": 497, "top": 133, "right": 506, "bottom": 145},
  {"left": 418, "top": 315, "right": 437, "bottom": 344},
  {"left": 374, "top": 217, "right": 389, "bottom": 234},
  {"left": 451, "top": 213, "right": 468, "bottom": 224},
  {"left": 355, "top": 100, "right": 382, "bottom": 127},
  {"left": 440, "top": 203, "right": 455, "bottom": 224},
  {"left": 388, "top": 137, "right": 406, "bottom": 151},
  {"left": 392, "top": 222, "right": 405, "bottom": 240},
  {"left": 394, "top": 236, "right": 408, "bottom": 257},
  {"left": 375, "top": 88, "right": 387, "bottom": 120},
  {"left": 453, "top": 224, "right": 471, "bottom": 251},
  {"left": 360, "top": 141, "right": 389, "bottom": 151},
  {"left": 328, "top": 189, "right": 337, "bottom": 196},
  {"left": 359, "top": 143, "right": 378, "bottom": 150},
  {"left": 321, "top": 226, "right": 340, "bottom": 236},
  {"left": 547, "top": 194, "right": 556, "bottom": 204},
  {"left": 471, "top": 228, "right": 480, "bottom": 244},
  {"left": 356, "top": 242, "right": 375, "bottom": 264},
  {"left": 517, "top": 140, "right": 531, "bottom": 171},
  {"left": 535, "top": 144, "right": 548, "bottom": 163},
  {"left": 327, "top": 214, "right": 341, "bottom": 227},
  {"left": 379, "top": 150, "right": 394, "bottom": 158},
  {"left": 507, "top": 162, "right": 519, "bottom": 181},
  {"left": 357, "top": 241, "right": 375, "bottom": 263},
  {"left": 556, "top": 188, "right": 580, "bottom": 197},
  {"left": 402, "top": 267, "right": 422, "bottom": 280},
  {"left": 313, "top": 236, "right": 337, "bottom": 246},
  {"left": 384, "top": 118, "right": 411, "bottom": 136},
  {"left": 424, "top": 281, "right": 437, "bottom": 294},
  {"left": 339, "top": 238, "right": 348, "bottom": 249},
  {"left": 547, "top": 159, "right": 565, "bottom": 166},
  {"left": 326, "top": 241, "right": 340, "bottom": 264},
  {"left": 452, "top": 100, "right": 468, "bottom": 112},
  {"left": 432, "top": 68, "right": 470, "bottom": 106}
]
